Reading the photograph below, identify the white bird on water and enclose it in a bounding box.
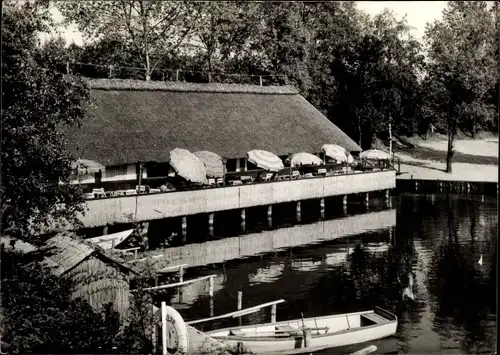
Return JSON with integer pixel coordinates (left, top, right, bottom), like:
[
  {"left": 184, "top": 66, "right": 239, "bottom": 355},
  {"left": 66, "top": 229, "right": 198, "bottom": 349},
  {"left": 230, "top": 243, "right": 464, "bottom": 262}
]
[
  {"left": 402, "top": 273, "right": 415, "bottom": 301},
  {"left": 478, "top": 254, "right": 483, "bottom": 266}
]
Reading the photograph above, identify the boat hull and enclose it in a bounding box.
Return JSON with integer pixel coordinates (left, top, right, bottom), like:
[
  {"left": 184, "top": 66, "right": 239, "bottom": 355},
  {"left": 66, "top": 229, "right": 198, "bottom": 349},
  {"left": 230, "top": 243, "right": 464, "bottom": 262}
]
[
  {"left": 214, "top": 322, "right": 397, "bottom": 354},
  {"left": 206, "top": 308, "right": 398, "bottom": 354}
]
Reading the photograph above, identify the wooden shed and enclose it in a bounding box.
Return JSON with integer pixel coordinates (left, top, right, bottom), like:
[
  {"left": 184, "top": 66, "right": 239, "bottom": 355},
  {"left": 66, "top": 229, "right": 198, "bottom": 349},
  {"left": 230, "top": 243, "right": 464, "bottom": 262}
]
[{"left": 37, "top": 232, "right": 139, "bottom": 319}]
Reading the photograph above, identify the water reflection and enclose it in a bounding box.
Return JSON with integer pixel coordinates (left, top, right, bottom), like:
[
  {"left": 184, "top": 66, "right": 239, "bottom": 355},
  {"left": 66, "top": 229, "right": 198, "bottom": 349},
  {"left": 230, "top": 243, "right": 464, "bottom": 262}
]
[{"left": 170, "top": 194, "right": 496, "bottom": 354}]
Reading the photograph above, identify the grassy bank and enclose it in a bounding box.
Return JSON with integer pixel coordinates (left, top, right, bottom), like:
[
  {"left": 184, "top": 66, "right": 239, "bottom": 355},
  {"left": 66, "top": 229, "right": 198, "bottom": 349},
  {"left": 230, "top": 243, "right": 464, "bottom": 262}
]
[{"left": 388, "top": 133, "right": 498, "bottom": 182}]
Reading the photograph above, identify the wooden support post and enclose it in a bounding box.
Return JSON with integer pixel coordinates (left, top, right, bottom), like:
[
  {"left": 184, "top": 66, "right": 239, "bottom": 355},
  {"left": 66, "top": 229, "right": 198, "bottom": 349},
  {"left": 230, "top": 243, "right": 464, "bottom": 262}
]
[
  {"left": 209, "top": 297, "right": 214, "bottom": 317},
  {"left": 237, "top": 291, "right": 243, "bottom": 310},
  {"left": 365, "top": 193, "right": 369, "bottom": 207},
  {"left": 271, "top": 303, "right": 277, "bottom": 323},
  {"left": 240, "top": 209, "right": 246, "bottom": 231},
  {"left": 134, "top": 249, "right": 138, "bottom": 260},
  {"left": 482, "top": 195, "right": 485, "bottom": 202},
  {"left": 385, "top": 190, "right": 390, "bottom": 200},
  {"left": 259, "top": 76, "right": 263, "bottom": 86},
  {"left": 161, "top": 302, "right": 167, "bottom": 355},
  {"left": 208, "top": 213, "right": 215, "bottom": 236},
  {"left": 296, "top": 201, "right": 301, "bottom": 222},
  {"left": 179, "top": 265, "right": 184, "bottom": 282},
  {"left": 343, "top": 195, "right": 348, "bottom": 207},
  {"left": 155, "top": 274, "right": 159, "bottom": 287},
  {"left": 181, "top": 216, "right": 187, "bottom": 243},
  {"left": 109, "top": 65, "right": 113, "bottom": 78},
  {"left": 267, "top": 205, "right": 272, "bottom": 227},
  {"left": 103, "top": 226, "right": 108, "bottom": 235},
  {"left": 237, "top": 291, "right": 243, "bottom": 326},
  {"left": 209, "top": 276, "right": 214, "bottom": 298},
  {"left": 303, "top": 328, "right": 311, "bottom": 348},
  {"left": 176, "top": 69, "right": 180, "bottom": 81},
  {"left": 414, "top": 181, "right": 419, "bottom": 191},
  {"left": 111, "top": 238, "right": 115, "bottom": 252},
  {"left": 320, "top": 198, "right": 325, "bottom": 219}
]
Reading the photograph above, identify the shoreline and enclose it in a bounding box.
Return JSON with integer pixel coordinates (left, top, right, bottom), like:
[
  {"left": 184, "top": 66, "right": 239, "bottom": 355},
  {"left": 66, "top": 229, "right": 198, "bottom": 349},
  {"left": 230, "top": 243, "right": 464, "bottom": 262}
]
[{"left": 394, "top": 137, "right": 498, "bottom": 183}]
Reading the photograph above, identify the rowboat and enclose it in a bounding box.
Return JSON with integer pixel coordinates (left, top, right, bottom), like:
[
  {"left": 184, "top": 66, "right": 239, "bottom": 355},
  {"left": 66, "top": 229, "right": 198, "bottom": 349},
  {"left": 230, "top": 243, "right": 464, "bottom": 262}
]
[{"left": 204, "top": 307, "right": 398, "bottom": 354}]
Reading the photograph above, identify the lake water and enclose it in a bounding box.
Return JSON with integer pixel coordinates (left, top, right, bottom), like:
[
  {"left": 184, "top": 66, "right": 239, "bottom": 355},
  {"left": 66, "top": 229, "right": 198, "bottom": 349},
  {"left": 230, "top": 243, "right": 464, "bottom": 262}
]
[{"left": 166, "top": 194, "right": 497, "bottom": 354}]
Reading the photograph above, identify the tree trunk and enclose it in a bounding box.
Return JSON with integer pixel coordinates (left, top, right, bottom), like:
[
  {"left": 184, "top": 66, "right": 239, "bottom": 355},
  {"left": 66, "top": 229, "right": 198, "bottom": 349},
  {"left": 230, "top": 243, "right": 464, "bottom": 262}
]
[
  {"left": 145, "top": 49, "right": 151, "bottom": 81},
  {"left": 446, "top": 130, "right": 454, "bottom": 173}
]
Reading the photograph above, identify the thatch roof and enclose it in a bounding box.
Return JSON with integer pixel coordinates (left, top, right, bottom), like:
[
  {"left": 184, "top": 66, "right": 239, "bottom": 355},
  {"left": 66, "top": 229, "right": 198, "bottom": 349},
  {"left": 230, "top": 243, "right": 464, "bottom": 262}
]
[
  {"left": 65, "top": 78, "right": 361, "bottom": 167},
  {"left": 38, "top": 232, "right": 139, "bottom": 276}
]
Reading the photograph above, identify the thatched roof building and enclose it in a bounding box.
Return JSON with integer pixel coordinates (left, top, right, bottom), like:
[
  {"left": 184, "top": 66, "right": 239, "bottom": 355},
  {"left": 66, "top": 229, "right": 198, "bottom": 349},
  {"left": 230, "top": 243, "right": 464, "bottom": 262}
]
[
  {"left": 36, "top": 232, "right": 139, "bottom": 318},
  {"left": 65, "top": 78, "right": 361, "bottom": 167}
]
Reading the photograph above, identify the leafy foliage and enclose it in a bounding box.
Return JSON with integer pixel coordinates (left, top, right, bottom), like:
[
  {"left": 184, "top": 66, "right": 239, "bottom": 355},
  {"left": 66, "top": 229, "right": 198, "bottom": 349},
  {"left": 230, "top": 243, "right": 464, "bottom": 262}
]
[
  {"left": 1, "top": 2, "right": 90, "bottom": 240},
  {"left": 1, "top": 248, "right": 121, "bottom": 354},
  {"left": 424, "top": 1, "right": 497, "bottom": 171},
  {"left": 57, "top": 0, "right": 198, "bottom": 80}
]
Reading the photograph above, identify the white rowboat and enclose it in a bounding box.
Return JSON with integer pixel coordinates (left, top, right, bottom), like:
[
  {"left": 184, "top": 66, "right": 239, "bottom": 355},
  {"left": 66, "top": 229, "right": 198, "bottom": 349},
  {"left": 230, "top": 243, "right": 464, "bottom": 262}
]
[{"left": 205, "top": 307, "right": 397, "bottom": 354}]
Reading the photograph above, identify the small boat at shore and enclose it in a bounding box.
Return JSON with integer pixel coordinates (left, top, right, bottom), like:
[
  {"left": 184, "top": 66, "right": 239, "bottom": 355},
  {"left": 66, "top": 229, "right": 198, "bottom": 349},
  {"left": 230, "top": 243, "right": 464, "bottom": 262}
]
[{"left": 205, "top": 307, "right": 397, "bottom": 354}]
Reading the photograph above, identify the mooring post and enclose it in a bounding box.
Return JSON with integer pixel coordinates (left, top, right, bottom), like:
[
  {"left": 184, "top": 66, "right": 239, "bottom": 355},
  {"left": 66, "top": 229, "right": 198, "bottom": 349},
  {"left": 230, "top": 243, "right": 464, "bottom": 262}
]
[
  {"left": 414, "top": 181, "right": 419, "bottom": 191},
  {"left": 208, "top": 213, "right": 215, "bottom": 236},
  {"left": 241, "top": 209, "right": 246, "bottom": 231},
  {"left": 237, "top": 291, "right": 243, "bottom": 310},
  {"left": 296, "top": 201, "right": 301, "bottom": 222},
  {"left": 267, "top": 205, "right": 273, "bottom": 227},
  {"left": 178, "top": 265, "right": 184, "bottom": 283},
  {"left": 271, "top": 303, "right": 277, "bottom": 323},
  {"left": 103, "top": 226, "right": 108, "bottom": 235},
  {"left": 467, "top": 183, "right": 470, "bottom": 193},
  {"left": 365, "top": 193, "right": 369, "bottom": 208},
  {"left": 181, "top": 216, "right": 187, "bottom": 243},
  {"left": 237, "top": 291, "right": 243, "bottom": 325},
  {"left": 320, "top": 198, "right": 325, "bottom": 219},
  {"left": 209, "top": 276, "right": 214, "bottom": 298}
]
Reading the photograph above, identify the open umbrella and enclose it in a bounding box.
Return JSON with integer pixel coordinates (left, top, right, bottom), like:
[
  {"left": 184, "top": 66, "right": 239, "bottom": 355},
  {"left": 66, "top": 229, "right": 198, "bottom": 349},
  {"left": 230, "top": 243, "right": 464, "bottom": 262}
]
[
  {"left": 246, "top": 150, "right": 284, "bottom": 172},
  {"left": 287, "top": 152, "right": 323, "bottom": 167},
  {"left": 169, "top": 148, "right": 207, "bottom": 184},
  {"left": 321, "top": 144, "right": 349, "bottom": 162},
  {"left": 75, "top": 159, "right": 105, "bottom": 174},
  {"left": 194, "top": 151, "right": 224, "bottom": 178},
  {"left": 360, "top": 149, "right": 391, "bottom": 161}
]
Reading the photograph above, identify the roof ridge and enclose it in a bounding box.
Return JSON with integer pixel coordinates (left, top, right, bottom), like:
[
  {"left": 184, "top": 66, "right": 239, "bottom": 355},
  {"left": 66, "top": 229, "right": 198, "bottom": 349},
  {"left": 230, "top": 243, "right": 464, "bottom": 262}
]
[{"left": 81, "top": 77, "right": 299, "bottom": 95}]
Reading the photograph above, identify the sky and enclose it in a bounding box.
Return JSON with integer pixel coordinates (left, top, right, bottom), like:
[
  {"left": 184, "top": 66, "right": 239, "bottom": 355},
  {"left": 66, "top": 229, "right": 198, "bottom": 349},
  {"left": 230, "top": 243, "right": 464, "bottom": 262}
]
[{"left": 40, "top": 1, "right": 449, "bottom": 47}]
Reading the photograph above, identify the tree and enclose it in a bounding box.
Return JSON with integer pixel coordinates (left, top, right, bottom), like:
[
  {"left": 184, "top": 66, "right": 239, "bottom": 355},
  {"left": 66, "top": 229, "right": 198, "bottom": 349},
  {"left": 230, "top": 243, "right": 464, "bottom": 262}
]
[
  {"left": 1, "top": 248, "right": 121, "bottom": 354},
  {"left": 1, "top": 1, "right": 89, "bottom": 241},
  {"left": 57, "top": 0, "right": 198, "bottom": 81},
  {"left": 425, "top": 1, "right": 497, "bottom": 172}
]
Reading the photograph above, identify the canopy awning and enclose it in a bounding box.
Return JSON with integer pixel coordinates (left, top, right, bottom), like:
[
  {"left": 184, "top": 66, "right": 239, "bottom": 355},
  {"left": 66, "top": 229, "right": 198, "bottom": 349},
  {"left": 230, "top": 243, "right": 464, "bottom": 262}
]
[
  {"left": 193, "top": 151, "right": 224, "bottom": 178},
  {"left": 360, "top": 149, "right": 391, "bottom": 161},
  {"left": 169, "top": 148, "right": 207, "bottom": 184},
  {"left": 246, "top": 150, "right": 284, "bottom": 172},
  {"left": 76, "top": 159, "right": 105, "bottom": 174},
  {"left": 287, "top": 152, "right": 323, "bottom": 167},
  {"left": 87, "top": 229, "right": 135, "bottom": 250}
]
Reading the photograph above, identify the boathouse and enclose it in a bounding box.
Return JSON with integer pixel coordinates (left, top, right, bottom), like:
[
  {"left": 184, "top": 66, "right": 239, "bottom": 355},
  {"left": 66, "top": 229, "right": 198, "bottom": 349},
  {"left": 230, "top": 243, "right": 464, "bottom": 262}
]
[
  {"left": 62, "top": 78, "right": 395, "bottom": 230},
  {"left": 34, "top": 232, "right": 139, "bottom": 318}
]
